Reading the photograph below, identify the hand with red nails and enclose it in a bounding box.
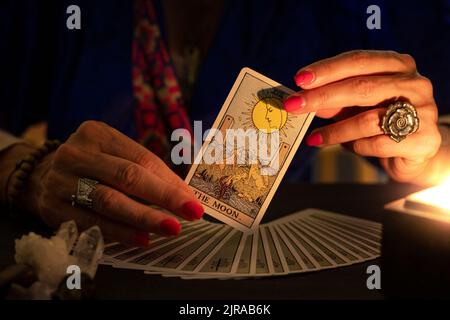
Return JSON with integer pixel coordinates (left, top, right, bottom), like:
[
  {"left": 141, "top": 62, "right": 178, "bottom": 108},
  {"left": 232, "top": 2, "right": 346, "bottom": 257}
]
[
  {"left": 284, "top": 50, "right": 449, "bottom": 185},
  {"left": 6, "top": 121, "right": 204, "bottom": 246}
]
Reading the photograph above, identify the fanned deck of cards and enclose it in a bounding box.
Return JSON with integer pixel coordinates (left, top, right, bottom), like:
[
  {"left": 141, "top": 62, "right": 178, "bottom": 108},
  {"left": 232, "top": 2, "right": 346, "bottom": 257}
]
[{"left": 101, "top": 209, "right": 381, "bottom": 279}]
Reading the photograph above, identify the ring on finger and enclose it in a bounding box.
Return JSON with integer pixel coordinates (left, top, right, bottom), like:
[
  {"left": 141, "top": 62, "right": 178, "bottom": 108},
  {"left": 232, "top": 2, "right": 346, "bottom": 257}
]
[
  {"left": 381, "top": 101, "right": 419, "bottom": 143},
  {"left": 71, "top": 177, "right": 99, "bottom": 209}
]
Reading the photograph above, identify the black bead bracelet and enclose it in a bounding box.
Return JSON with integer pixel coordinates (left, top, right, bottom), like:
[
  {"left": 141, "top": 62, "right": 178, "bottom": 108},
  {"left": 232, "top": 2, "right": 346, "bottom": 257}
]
[{"left": 4, "top": 140, "right": 61, "bottom": 209}]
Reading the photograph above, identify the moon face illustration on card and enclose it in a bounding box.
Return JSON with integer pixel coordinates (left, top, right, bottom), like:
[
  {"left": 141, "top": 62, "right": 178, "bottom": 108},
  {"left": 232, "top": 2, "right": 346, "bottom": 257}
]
[
  {"left": 185, "top": 68, "right": 315, "bottom": 232},
  {"left": 250, "top": 97, "right": 287, "bottom": 133}
]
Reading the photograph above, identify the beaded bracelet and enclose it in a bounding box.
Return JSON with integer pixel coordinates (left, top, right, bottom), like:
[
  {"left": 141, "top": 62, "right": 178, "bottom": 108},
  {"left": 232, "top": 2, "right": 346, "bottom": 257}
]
[{"left": 4, "top": 140, "right": 61, "bottom": 209}]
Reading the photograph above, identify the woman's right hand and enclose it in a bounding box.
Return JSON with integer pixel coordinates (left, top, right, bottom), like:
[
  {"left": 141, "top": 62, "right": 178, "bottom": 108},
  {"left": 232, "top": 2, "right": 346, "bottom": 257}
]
[{"left": 16, "top": 121, "right": 204, "bottom": 246}]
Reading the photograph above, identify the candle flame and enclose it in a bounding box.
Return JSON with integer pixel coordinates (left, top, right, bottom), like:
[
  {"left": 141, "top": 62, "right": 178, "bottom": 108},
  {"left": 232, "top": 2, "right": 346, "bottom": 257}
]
[{"left": 407, "top": 176, "right": 450, "bottom": 213}]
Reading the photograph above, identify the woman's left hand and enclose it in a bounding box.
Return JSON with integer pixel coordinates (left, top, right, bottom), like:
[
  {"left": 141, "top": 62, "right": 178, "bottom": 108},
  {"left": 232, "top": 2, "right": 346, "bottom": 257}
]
[{"left": 284, "top": 50, "right": 442, "bottom": 183}]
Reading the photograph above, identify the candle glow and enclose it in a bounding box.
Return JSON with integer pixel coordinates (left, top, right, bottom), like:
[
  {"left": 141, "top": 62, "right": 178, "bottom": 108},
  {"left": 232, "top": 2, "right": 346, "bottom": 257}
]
[{"left": 406, "top": 176, "right": 450, "bottom": 213}]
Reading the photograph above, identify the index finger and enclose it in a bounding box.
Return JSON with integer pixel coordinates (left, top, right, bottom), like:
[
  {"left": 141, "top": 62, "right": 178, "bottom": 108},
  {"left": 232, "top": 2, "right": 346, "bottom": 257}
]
[
  {"left": 294, "top": 50, "right": 416, "bottom": 89},
  {"left": 57, "top": 147, "right": 203, "bottom": 221},
  {"left": 72, "top": 121, "right": 192, "bottom": 195}
]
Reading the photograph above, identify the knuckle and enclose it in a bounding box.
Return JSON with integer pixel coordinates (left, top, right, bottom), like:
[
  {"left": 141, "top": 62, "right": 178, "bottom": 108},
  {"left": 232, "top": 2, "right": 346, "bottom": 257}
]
[
  {"left": 77, "top": 120, "right": 97, "bottom": 133},
  {"left": 372, "top": 137, "right": 388, "bottom": 155},
  {"left": 94, "top": 189, "right": 116, "bottom": 213},
  {"left": 358, "top": 111, "right": 382, "bottom": 135},
  {"left": 130, "top": 211, "right": 148, "bottom": 229},
  {"left": 116, "top": 163, "right": 142, "bottom": 190},
  {"left": 385, "top": 50, "right": 400, "bottom": 57},
  {"left": 352, "top": 78, "right": 375, "bottom": 99},
  {"left": 428, "top": 105, "right": 439, "bottom": 123},
  {"left": 315, "top": 59, "right": 333, "bottom": 78},
  {"left": 349, "top": 50, "right": 370, "bottom": 70},
  {"left": 312, "top": 89, "right": 330, "bottom": 109},
  {"left": 420, "top": 125, "right": 441, "bottom": 157},
  {"left": 321, "top": 126, "right": 339, "bottom": 144},
  {"left": 135, "top": 150, "right": 157, "bottom": 171},
  {"left": 418, "top": 105, "right": 438, "bottom": 124},
  {"left": 431, "top": 129, "right": 442, "bottom": 154},
  {"left": 415, "top": 76, "right": 434, "bottom": 97},
  {"left": 76, "top": 120, "right": 105, "bottom": 138},
  {"left": 385, "top": 50, "right": 403, "bottom": 62},
  {"left": 399, "top": 53, "right": 417, "bottom": 70},
  {"left": 157, "top": 185, "right": 173, "bottom": 207},
  {"left": 53, "top": 143, "right": 78, "bottom": 167},
  {"left": 351, "top": 140, "right": 365, "bottom": 155}
]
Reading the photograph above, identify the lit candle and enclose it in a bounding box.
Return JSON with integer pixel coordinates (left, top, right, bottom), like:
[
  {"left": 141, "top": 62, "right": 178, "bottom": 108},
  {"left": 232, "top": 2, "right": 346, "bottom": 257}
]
[
  {"left": 383, "top": 175, "right": 450, "bottom": 298},
  {"left": 405, "top": 177, "right": 450, "bottom": 214}
]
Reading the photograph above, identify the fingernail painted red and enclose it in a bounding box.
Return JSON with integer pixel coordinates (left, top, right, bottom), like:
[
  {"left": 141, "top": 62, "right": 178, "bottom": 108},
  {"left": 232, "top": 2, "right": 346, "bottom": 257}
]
[
  {"left": 160, "top": 218, "right": 182, "bottom": 236},
  {"left": 294, "top": 71, "right": 314, "bottom": 87},
  {"left": 181, "top": 201, "right": 204, "bottom": 220},
  {"left": 133, "top": 232, "right": 150, "bottom": 247},
  {"left": 306, "top": 132, "right": 323, "bottom": 147},
  {"left": 284, "top": 96, "right": 306, "bottom": 112}
]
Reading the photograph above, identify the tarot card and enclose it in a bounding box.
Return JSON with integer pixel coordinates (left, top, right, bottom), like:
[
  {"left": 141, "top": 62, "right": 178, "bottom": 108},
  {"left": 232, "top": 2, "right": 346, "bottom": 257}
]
[
  {"left": 188, "top": 227, "right": 271, "bottom": 279},
  {"left": 102, "top": 243, "right": 129, "bottom": 259},
  {"left": 310, "top": 209, "right": 381, "bottom": 231},
  {"left": 102, "top": 220, "right": 205, "bottom": 261},
  {"left": 288, "top": 221, "right": 354, "bottom": 264},
  {"left": 245, "top": 229, "right": 264, "bottom": 275},
  {"left": 189, "top": 229, "right": 239, "bottom": 273},
  {"left": 279, "top": 222, "right": 333, "bottom": 268},
  {"left": 272, "top": 225, "right": 313, "bottom": 271},
  {"left": 153, "top": 225, "right": 234, "bottom": 279},
  {"left": 179, "top": 231, "right": 246, "bottom": 279},
  {"left": 230, "top": 232, "right": 249, "bottom": 274},
  {"left": 185, "top": 68, "right": 315, "bottom": 232},
  {"left": 174, "top": 230, "right": 250, "bottom": 279},
  {"left": 260, "top": 225, "right": 285, "bottom": 274},
  {"left": 235, "top": 232, "right": 254, "bottom": 275},
  {"left": 266, "top": 225, "right": 290, "bottom": 273},
  {"left": 111, "top": 221, "right": 213, "bottom": 267},
  {"left": 142, "top": 224, "right": 220, "bottom": 268},
  {"left": 314, "top": 218, "right": 381, "bottom": 243},
  {"left": 285, "top": 221, "right": 349, "bottom": 266},
  {"left": 299, "top": 218, "right": 372, "bottom": 260},
  {"left": 304, "top": 218, "right": 380, "bottom": 255},
  {"left": 307, "top": 216, "right": 381, "bottom": 249},
  {"left": 177, "top": 226, "right": 233, "bottom": 272},
  {"left": 198, "top": 230, "right": 243, "bottom": 274},
  {"left": 148, "top": 225, "right": 224, "bottom": 271},
  {"left": 120, "top": 224, "right": 213, "bottom": 267},
  {"left": 297, "top": 209, "right": 381, "bottom": 252},
  {"left": 183, "top": 226, "right": 282, "bottom": 279}
]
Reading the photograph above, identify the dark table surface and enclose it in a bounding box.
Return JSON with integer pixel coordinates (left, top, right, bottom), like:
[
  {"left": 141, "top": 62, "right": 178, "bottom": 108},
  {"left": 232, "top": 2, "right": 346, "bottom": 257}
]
[{"left": 0, "top": 182, "right": 422, "bottom": 300}]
